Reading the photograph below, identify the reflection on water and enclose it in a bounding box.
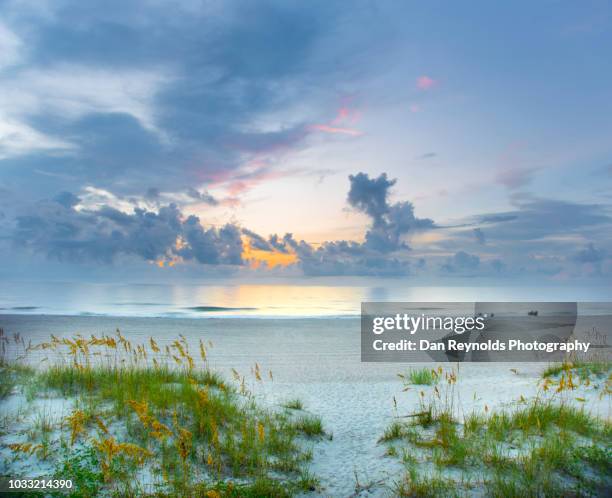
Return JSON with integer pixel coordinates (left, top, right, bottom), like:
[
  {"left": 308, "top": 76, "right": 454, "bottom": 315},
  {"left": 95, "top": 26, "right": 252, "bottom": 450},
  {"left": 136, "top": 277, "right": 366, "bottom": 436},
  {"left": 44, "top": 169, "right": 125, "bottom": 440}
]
[{"left": 0, "top": 281, "right": 611, "bottom": 318}]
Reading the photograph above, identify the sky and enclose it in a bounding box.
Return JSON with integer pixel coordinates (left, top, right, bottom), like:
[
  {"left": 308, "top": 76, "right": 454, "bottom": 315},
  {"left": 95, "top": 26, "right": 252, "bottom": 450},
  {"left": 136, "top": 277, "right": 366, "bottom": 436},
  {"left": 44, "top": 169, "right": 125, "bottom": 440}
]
[{"left": 0, "top": 0, "right": 611, "bottom": 283}]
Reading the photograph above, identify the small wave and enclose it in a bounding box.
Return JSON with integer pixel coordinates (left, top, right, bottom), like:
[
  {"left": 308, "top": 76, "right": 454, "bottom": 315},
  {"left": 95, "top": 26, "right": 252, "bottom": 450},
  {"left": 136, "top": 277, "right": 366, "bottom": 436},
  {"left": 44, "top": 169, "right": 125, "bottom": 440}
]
[
  {"left": 10, "top": 306, "right": 39, "bottom": 310},
  {"left": 184, "top": 306, "right": 257, "bottom": 312},
  {"left": 112, "top": 302, "right": 168, "bottom": 306}
]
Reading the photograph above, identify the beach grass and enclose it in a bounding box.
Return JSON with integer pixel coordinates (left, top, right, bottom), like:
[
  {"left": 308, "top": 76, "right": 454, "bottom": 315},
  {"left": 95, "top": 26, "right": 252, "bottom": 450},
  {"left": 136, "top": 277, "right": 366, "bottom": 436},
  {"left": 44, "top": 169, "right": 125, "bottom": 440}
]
[
  {"left": 399, "top": 367, "right": 440, "bottom": 386},
  {"left": 542, "top": 359, "right": 611, "bottom": 380},
  {"left": 0, "top": 329, "right": 324, "bottom": 497},
  {"left": 281, "top": 398, "right": 304, "bottom": 411},
  {"left": 382, "top": 366, "right": 612, "bottom": 497}
]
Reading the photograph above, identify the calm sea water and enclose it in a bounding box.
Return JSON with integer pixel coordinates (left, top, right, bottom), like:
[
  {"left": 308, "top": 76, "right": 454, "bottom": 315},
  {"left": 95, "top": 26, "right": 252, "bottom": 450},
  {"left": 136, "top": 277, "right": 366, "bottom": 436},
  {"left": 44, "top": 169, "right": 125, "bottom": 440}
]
[{"left": 1, "top": 281, "right": 611, "bottom": 318}]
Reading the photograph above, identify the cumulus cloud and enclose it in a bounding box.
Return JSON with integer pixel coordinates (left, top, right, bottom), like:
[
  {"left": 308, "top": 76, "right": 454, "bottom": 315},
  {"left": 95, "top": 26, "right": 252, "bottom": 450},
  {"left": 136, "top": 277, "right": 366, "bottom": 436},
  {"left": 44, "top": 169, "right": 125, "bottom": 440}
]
[
  {"left": 179, "top": 217, "right": 243, "bottom": 265},
  {"left": 242, "top": 228, "right": 273, "bottom": 251},
  {"left": 347, "top": 173, "right": 434, "bottom": 253},
  {"left": 247, "top": 173, "right": 436, "bottom": 276},
  {"left": 13, "top": 196, "right": 243, "bottom": 266},
  {"left": 441, "top": 251, "right": 480, "bottom": 273}
]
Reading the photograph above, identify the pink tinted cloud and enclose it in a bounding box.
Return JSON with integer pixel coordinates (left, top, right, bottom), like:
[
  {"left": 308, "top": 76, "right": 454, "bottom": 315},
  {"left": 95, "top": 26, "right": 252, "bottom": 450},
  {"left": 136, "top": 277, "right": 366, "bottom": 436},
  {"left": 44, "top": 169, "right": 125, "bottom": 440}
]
[
  {"left": 312, "top": 104, "right": 363, "bottom": 136},
  {"left": 331, "top": 106, "right": 361, "bottom": 125},
  {"left": 409, "top": 104, "right": 421, "bottom": 113},
  {"left": 416, "top": 75, "right": 437, "bottom": 90},
  {"left": 310, "top": 124, "right": 363, "bottom": 136}
]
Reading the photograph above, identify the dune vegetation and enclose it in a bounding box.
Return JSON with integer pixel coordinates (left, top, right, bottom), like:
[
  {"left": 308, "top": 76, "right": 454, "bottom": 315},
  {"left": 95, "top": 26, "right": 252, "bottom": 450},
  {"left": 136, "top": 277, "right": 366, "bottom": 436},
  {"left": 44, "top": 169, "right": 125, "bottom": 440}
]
[
  {"left": 398, "top": 367, "right": 441, "bottom": 387},
  {"left": 0, "top": 329, "right": 324, "bottom": 497},
  {"left": 380, "top": 364, "right": 612, "bottom": 497},
  {"left": 542, "top": 358, "right": 610, "bottom": 381}
]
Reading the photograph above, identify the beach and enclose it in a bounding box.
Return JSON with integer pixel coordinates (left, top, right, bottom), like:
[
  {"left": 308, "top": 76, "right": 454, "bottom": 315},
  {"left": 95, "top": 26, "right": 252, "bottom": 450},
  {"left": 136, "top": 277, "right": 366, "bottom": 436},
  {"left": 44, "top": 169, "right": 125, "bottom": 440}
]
[{"left": 2, "top": 312, "right": 610, "bottom": 496}]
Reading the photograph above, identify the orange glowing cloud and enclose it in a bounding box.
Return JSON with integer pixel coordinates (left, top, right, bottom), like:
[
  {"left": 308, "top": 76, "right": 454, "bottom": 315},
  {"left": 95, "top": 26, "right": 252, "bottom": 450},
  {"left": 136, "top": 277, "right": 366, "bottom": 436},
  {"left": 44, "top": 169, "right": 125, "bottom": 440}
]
[
  {"left": 242, "top": 239, "right": 297, "bottom": 269},
  {"left": 155, "top": 259, "right": 177, "bottom": 268}
]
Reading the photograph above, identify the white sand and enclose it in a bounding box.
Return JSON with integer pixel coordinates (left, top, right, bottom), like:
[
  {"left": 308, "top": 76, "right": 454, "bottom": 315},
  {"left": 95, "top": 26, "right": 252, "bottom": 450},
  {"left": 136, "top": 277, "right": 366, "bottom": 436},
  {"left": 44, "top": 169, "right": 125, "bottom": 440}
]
[{"left": 1, "top": 316, "right": 610, "bottom": 497}]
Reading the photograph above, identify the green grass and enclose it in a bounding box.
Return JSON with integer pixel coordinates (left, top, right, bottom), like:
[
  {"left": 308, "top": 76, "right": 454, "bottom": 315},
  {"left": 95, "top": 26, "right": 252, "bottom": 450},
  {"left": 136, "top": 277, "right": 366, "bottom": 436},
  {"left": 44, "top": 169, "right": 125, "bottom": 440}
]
[
  {"left": 292, "top": 415, "right": 326, "bottom": 437},
  {"left": 395, "top": 468, "right": 458, "bottom": 498},
  {"left": 0, "top": 364, "right": 34, "bottom": 399},
  {"left": 399, "top": 367, "right": 439, "bottom": 386},
  {"left": 0, "top": 332, "right": 326, "bottom": 497},
  {"left": 542, "top": 359, "right": 611, "bottom": 379},
  {"left": 379, "top": 421, "right": 406, "bottom": 442},
  {"left": 381, "top": 390, "right": 612, "bottom": 497},
  {"left": 486, "top": 400, "right": 607, "bottom": 440},
  {"left": 281, "top": 398, "right": 304, "bottom": 410}
]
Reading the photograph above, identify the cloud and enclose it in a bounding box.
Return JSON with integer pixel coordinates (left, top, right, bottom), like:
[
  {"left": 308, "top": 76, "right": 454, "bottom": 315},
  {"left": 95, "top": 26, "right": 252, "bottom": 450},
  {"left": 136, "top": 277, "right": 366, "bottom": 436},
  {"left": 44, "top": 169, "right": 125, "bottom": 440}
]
[
  {"left": 416, "top": 152, "right": 437, "bottom": 159},
  {"left": 571, "top": 243, "right": 606, "bottom": 264},
  {"left": 0, "top": 0, "right": 357, "bottom": 201},
  {"left": 242, "top": 228, "right": 273, "bottom": 251},
  {"left": 281, "top": 235, "right": 412, "bottom": 276},
  {"left": 416, "top": 75, "right": 436, "bottom": 90},
  {"left": 348, "top": 172, "right": 434, "bottom": 253},
  {"left": 310, "top": 124, "right": 363, "bottom": 136},
  {"left": 473, "top": 227, "right": 486, "bottom": 245},
  {"left": 54, "top": 191, "right": 80, "bottom": 209},
  {"left": 5, "top": 172, "right": 438, "bottom": 273},
  {"left": 251, "top": 173, "right": 436, "bottom": 276},
  {"left": 495, "top": 166, "right": 534, "bottom": 189},
  {"left": 1, "top": 65, "right": 172, "bottom": 146},
  {"left": 490, "top": 259, "right": 505, "bottom": 273},
  {"left": 311, "top": 105, "right": 363, "bottom": 136},
  {"left": 0, "top": 114, "right": 74, "bottom": 159},
  {"left": 442, "top": 251, "right": 480, "bottom": 273},
  {"left": 179, "top": 217, "right": 243, "bottom": 265},
  {"left": 0, "top": 21, "right": 23, "bottom": 71},
  {"left": 347, "top": 172, "right": 396, "bottom": 224},
  {"left": 186, "top": 188, "right": 218, "bottom": 205},
  {"left": 476, "top": 197, "right": 612, "bottom": 241},
  {"left": 13, "top": 195, "right": 244, "bottom": 266}
]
